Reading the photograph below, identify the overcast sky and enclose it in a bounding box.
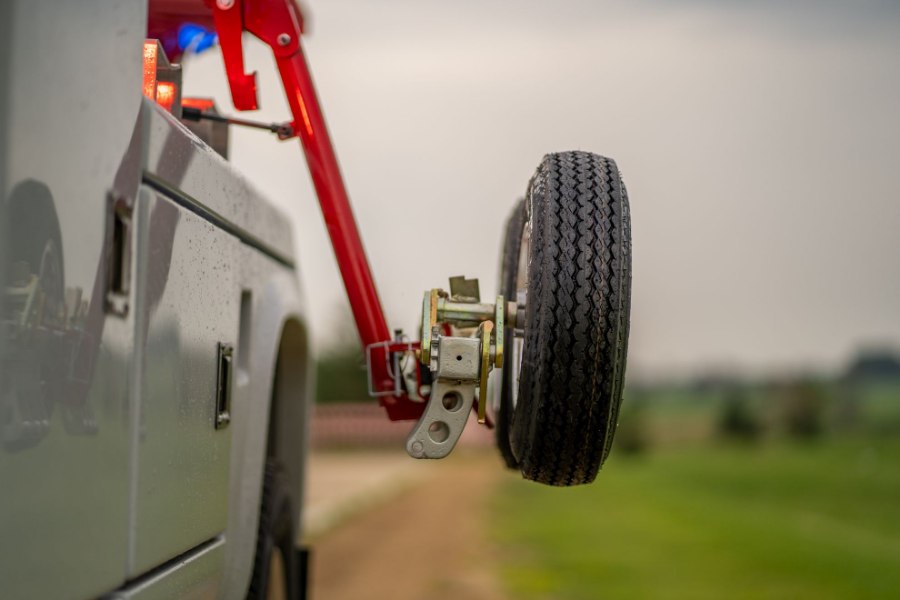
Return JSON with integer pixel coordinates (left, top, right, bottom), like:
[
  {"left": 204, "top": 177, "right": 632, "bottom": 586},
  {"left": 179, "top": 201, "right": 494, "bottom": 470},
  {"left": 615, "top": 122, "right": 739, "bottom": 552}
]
[{"left": 183, "top": 0, "right": 900, "bottom": 378}]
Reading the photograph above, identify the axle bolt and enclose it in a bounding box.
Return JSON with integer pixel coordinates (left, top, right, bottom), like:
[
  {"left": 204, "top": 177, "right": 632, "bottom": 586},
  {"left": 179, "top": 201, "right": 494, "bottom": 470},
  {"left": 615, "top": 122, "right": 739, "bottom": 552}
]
[
  {"left": 277, "top": 33, "right": 291, "bottom": 46},
  {"left": 410, "top": 441, "right": 425, "bottom": 458},
  {"left": 216, "top": 0, "right": 234, "bottom": 10}
]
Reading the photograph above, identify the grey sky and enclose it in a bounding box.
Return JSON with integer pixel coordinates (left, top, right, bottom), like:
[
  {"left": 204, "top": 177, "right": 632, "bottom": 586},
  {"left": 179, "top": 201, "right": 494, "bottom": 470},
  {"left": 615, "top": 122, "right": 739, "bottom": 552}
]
[{"left": 183, "top": 0, "right": 900, "bottom": 378}]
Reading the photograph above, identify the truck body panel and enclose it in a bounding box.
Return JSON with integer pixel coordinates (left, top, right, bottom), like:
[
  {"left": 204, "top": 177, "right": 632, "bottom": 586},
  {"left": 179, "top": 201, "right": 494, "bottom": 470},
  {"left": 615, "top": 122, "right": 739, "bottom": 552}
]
[{"left": 0, "top": 1, "right": 311, "bottom": 597}]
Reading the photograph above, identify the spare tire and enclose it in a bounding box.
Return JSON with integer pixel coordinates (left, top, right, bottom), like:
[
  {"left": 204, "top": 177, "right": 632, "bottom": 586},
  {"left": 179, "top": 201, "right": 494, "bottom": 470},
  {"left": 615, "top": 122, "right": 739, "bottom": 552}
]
[{"left": 507, "top": 151, "right": 632, "bottom": 486}]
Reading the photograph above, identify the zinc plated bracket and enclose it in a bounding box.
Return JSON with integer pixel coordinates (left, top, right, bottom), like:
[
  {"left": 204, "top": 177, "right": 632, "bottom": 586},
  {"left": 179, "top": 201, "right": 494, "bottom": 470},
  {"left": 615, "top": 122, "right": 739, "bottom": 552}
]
[
  {"left": 406, "top": 276, "right": 510, "bottom": 459},
  {"left": 406, "top": 333, "right": 481, "bottom": 459}
]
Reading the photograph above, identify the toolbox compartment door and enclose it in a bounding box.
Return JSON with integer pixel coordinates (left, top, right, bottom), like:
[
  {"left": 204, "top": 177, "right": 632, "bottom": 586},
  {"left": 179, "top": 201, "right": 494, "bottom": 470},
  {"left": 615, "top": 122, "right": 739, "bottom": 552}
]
[{"left": 129, "top": 185, "right": 238, "bottom": 577}]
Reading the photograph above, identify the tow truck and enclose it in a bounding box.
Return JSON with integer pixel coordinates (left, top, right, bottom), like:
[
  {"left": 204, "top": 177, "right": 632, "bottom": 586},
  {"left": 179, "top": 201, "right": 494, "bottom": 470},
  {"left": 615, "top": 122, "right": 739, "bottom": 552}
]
[{"left": 0, "top": 0, "right": 632, "bottom": 597}]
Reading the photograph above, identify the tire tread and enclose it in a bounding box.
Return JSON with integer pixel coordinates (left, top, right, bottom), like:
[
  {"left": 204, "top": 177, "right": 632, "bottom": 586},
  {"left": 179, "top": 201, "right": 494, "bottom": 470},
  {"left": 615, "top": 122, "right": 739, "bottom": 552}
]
[{"left": 511, "top": 151, "right": 631, "bottom": 486}]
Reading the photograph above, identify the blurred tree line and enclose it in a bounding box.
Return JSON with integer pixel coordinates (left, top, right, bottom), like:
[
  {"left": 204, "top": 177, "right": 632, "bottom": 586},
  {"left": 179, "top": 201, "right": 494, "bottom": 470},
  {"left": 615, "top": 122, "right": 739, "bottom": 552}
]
[
  {"left": 313, "top": 317, "right": 900, "bottom": 443},
  {"left": 316, "top": 345, "right": 369, "bottom": 403},
  {"left": 315, "top": 307, "right": 369, "bottom": 404},
  {"left": 613, "top": 346, "right": 900, "bottom": 455}
]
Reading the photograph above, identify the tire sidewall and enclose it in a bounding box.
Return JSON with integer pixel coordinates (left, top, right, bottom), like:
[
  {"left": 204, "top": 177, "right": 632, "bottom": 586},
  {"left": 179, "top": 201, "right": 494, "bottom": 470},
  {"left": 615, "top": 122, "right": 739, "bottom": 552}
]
[{"left": 509, "top": 163, "right": 549, "bottom": 467}]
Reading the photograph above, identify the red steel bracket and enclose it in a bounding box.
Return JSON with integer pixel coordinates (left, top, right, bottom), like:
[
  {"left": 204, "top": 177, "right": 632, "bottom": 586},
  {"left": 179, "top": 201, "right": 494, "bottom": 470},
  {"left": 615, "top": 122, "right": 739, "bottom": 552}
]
[
  {"left": 208, "top": 0, "right": 259, "bottom": 110},
  {"left": 207, "top": 0, "right": 424, "bottom": 420}
]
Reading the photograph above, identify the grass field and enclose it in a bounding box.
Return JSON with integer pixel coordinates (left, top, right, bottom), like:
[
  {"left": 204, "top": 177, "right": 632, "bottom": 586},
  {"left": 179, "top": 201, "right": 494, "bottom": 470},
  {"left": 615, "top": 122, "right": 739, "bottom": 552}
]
[{"left": 492, "top": 437, "right": 900, "bottom": 599}]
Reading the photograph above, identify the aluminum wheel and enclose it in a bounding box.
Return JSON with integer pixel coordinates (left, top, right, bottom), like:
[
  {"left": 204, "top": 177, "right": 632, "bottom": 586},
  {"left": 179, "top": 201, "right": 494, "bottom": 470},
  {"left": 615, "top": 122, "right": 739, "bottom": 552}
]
[{"left": 510, "top": 215, "right": 530, "bottom": 413}]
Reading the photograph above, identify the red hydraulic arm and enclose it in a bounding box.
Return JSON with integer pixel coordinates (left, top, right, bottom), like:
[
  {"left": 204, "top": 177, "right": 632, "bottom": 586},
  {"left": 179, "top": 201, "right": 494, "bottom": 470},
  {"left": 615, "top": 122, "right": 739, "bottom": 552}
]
[{"left": 205, "top": 0, "right": 424, "bottom": 420}]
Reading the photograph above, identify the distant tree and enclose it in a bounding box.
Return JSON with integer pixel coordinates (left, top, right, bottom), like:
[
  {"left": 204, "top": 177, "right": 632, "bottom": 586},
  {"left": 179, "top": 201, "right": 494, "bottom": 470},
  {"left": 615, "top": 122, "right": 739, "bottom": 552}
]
[
  {"left": 844, "top": 347, "right": 900, "bottom": 383},
  {"left": 615, "top": 393, "right": 651, "bottom": 455},
  {"left": 718, "top": 388, "right": 763, "bottom": 442},
  {"left": 833, "top": 379, "right": 861, "bottom": 432},
  {"left": 781, "top": 379, "right": 826, "bottom": 439},
  {"left": 316, "top": 346, "right": 369, "bottom": 404},
  {"left": 691, "top": 372, "right": 741, "bottom": 395},
  {"left": 315, "top": 306, "right": 369, "bottom": 404}
]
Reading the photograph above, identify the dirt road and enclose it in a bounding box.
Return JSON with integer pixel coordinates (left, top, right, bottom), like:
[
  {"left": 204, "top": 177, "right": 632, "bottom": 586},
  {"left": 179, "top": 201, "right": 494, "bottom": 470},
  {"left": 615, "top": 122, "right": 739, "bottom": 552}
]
[{"left": 309, "top": 454, "right": 507, "bottom": 600}]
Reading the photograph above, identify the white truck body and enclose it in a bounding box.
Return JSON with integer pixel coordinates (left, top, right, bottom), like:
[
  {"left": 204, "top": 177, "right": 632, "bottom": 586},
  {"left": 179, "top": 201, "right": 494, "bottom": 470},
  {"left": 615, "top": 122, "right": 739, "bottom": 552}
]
[{"left": 0, "top": 1, "right": 312, "bottom": 597}]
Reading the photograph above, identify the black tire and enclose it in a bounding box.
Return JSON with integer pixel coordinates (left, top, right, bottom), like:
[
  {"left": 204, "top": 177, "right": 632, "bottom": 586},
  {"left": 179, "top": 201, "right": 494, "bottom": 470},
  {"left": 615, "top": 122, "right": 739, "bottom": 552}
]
[
  {"left": 495, "top": 199, "right": 526, "bottom": 469},
  {"left": 6, "top": 181, "right": 65, "bottom": 315},
  {"left": 510, "top": 151, "right": 632, "bottom": 486},
  {"left": 248, "top": 460, "right": 299, "bottom": 600},
  {"left": 7, "top": 180, "right": 64, "bottom": 283}
]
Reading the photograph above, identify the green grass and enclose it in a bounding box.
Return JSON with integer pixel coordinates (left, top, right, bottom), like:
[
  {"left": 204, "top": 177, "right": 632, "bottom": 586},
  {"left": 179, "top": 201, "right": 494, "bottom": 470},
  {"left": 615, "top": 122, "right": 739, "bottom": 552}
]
[{"left": 492, "top": 438, "right": 900, "bottom": 599}]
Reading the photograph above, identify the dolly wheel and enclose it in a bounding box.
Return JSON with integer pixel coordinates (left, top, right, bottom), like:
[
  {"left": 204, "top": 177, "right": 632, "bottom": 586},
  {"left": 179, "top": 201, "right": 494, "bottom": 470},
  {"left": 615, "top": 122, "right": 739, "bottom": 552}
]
[
  {"left": 503, "top": 151, "right": 632, "bottom": 486},
  {"left": 494, "top": 199, "right": 526, "bottom": 469}
]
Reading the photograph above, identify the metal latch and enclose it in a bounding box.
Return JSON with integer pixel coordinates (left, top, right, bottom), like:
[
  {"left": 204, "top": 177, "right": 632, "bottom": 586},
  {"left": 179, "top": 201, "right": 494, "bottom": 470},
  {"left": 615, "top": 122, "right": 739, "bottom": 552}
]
[
  {"left": 104, "top": 195, "right": 133, "bottom": 317},
  {"left": 215, "top": 343, "right": 233, "bottom": 429}
]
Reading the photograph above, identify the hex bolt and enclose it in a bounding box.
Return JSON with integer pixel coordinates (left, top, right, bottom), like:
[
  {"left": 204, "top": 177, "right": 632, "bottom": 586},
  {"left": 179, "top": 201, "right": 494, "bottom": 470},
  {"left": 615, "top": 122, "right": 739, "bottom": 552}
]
[
  {"left": 216, "top": 0, "right": 235, "bottom": 10},
  {"left": 277, "top": 33, "right": 291, "bottom": 46},
  {"left": 410, "top": 440, "right": 425, "bottom": 458}
]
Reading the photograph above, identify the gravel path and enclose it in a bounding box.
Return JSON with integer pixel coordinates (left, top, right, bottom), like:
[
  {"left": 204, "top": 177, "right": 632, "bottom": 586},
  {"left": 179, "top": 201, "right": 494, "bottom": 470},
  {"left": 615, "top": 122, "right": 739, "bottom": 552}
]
[{"left": 306, "top": 452, "right": 507, "bottom": 600}]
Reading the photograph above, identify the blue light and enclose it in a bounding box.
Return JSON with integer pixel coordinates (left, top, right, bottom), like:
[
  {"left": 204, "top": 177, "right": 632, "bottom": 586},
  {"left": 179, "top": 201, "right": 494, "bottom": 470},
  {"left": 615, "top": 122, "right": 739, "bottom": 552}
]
[{"left": 178, "top": 23, "right": 217, "bottom": 55}]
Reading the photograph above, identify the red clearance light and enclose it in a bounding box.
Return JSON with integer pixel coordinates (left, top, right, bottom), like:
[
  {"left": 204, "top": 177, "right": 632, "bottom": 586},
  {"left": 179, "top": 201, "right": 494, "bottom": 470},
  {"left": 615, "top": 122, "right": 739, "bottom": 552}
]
[
  {"left": 182, "top": 97, "right": 215, "bottom": 111},
  {"left": 142, "top": 39, "right": 182, "bottom": 116},
  {"left": 142, "top": 40, "right": 158, "bottom": 101},
  {"left": 156, "top": 81, "right": 177, "bottom": 113}
]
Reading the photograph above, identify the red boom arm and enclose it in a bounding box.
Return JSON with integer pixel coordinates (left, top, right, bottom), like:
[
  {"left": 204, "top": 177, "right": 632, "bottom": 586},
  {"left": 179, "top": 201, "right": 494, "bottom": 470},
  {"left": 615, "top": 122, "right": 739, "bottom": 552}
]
[{"left": 205, "top": 0, "right": 423, "bottom": 420}]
